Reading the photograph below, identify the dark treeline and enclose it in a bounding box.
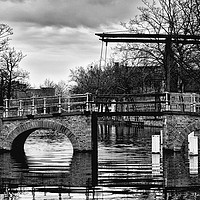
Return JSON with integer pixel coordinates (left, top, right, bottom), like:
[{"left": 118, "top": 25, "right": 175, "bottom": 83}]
[
  {"left": 70, "top": 61, "right": 200, "bottom": 95},
  {"left": 70, "top": 61, "right": 162, "bottom": 95}
]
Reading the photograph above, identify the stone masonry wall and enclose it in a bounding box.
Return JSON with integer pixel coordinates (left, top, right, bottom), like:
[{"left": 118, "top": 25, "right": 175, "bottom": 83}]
[
  {"left": 0, "top": 115, "right": 92, "bottom": 152},
  {"left": 163, "top": 114, "right": 200, "bottom": 151}
]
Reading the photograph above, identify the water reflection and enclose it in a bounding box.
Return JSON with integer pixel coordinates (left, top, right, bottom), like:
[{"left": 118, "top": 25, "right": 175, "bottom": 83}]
[
  {"left": 0, "top": 152, "right": 93, "bottom": 188},
  {"left": 4, "top": 120, "right": 200, "bottom": 199},
  {"left": 189, "top": 155, "right": 198, "bottom": 175},
  {"left": 97, "top": 122, "right": 164, "bottom": 199},
  {"left": 152, "top": 153, "right": 162, "bottom": 176},
  {"left": 164, "top": 151, "right": 200, "bottom": 199},
  {"left": 0, "top": 133, "right": 95, "bottom": 200}
]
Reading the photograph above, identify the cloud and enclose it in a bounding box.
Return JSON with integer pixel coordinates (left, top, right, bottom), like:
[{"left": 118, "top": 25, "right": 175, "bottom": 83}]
[
  {"left": 0, "top": 0, "right": 143, "bottom": 87},
  {"left": 9, "top": 23, "right": 102, "bottom": 80},
  {"left": 0, "top": 0, "right": 140, "bottom": 28},
  {"left": 10, "top": 23, "right": 99, "bottom": 53},
  {"left": 0, "top": 0, "right": 25, "bottom": 3}
]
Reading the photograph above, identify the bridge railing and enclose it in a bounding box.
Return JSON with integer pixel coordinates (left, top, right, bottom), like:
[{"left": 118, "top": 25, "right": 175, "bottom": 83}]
[
  {"left": 3, "top": 92, "right": 200, "bottom": 118},
  {"left": 90, "top": 93, "right": 167, "bottom": 113},
  {"left": 90, "top": 92, "right": 200, "bottom": 113},
  {"left": 168, "top": 92, "right": 200, "bottom": 112},
  {"left": 3, "top": 93, "right": 92, "bottom": 118}
]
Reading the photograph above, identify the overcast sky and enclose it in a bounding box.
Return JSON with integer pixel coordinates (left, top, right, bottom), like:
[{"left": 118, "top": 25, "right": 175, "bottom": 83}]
[{"left": 0, "top": 0, "right": 143, "bottom": 88}]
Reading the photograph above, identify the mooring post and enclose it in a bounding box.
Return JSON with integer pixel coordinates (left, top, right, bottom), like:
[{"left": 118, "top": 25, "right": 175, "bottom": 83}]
[
  {"left": 188, "top": 131, "right": 198, "bottom": 156},
  {"left": 91, "top": 112, "right": 98, "bottom": 186},
  {"left": 152, "top": 135, "right": 161, "bottom": 153},
  {"left": 92, "top": 112, "right": 98, "bottom": 152}
]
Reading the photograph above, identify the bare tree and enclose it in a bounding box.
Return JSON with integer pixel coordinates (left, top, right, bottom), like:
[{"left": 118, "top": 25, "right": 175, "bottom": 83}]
[
  {"left": 1, "top": 47, "right": 29, "bottom": 99},
  {"left": 40, "top": 78, "right": 56, "bottom": 88},
  {"left": 117, "top": 0, "right": 200, "bottom": 92},
  {"left": 55, "top": 80, "right": 69, "bottom": 96},
  {"left": 0, "top": 24, "right": 13, "bottom": 104},
  {"left": 0, "top": 24, "right": 13, "bottom": 52},
  {"left": 40, "top": 79, "right": 69, "bottom": 96}
]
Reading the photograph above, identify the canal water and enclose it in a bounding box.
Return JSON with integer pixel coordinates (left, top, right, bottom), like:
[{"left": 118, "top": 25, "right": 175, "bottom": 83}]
[{"left": 0, "top": 121, "right": 200, "bottom": 199}]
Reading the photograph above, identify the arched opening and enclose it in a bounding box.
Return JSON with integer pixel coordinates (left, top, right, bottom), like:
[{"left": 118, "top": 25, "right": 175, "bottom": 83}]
[
  {"left": 24, "top": 129, "right": 73, "bottom": 173},
  {"left": 8, "top": 119, "right": 81, "bottom": 152},
  {"left": 11, "top": 128, "right": 74, "bottom": 173},
  {"left": 12, "top": 128, "right": 74, "bottom": 152}
]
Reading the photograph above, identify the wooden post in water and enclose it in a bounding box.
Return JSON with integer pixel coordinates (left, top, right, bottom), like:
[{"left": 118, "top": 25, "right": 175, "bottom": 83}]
[
  {"left": 188, "top": 132, "right": 199, "bottom": 175},
  {"left": 152, "top": 135, "right": 161, "bottom": 153},
  {"left": 91, "top": 112, "right": 98, "bottom": 186},
  {"left": 188, "top": 132, "right": 198, "bottom": 156},
  {"left": 152, "top": 132, "right": 162, "bottom": 175}
]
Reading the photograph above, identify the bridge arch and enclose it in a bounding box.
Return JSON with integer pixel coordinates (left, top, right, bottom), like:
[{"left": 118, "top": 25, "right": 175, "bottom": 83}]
[
  {"left": 172, "top": 120, "right": 200, "bottom": 151},
  {"left": 4, "top": 119, "right": 82, "bottom": 152}
]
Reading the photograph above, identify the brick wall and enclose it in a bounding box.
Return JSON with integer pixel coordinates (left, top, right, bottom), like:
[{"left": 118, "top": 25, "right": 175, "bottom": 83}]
[
  {"left": 0, "top": 115, "right": 92, "bottom": 152},
  {"left": 163, "top": 114, "right": 200, "bottom": 151}
]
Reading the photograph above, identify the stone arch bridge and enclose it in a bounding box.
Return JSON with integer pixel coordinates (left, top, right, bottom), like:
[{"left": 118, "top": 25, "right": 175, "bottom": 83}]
[
  {"left": 1, "top": 92, "right": 200, "bottom": 152},
  {"left": 0, "top": 114, "right": 92, "bottom": 152}
]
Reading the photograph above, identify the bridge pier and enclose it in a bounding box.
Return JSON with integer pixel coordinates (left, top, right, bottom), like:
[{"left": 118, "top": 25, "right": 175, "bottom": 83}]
[{"left": 163, "top": 113, "right": 200, "bottom": 151}]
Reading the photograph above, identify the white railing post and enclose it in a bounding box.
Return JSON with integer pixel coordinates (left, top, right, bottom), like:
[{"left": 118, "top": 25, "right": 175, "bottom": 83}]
[
  {"left": 43, "top": 98, "right": 46, "bottom": 114},
  {"left": 31, "top": 97, "right": 35, "bottom": 115},
  {"left": 193, "top": 93, "right": 196, "bottom": 112},
  {"left": 68, "top": 97, "right": 70, "bottom": 112},
  {"left": 58, "top": 95, "right": 61, "bottom": 113},
  {"left": 86, "top": 93, "right": 89, "bottom": 111},
  {"left": 111, "top": 100, "right": 116, "bottom": 112},
  {"left": 165, "top": 92, "right": 170, "bottom": 111},
  {"left": 19, "top": 100, "right": 23, "bottom": 116},
  {"left": 5, "top": 99, "right": 9, "bottom": 117}
]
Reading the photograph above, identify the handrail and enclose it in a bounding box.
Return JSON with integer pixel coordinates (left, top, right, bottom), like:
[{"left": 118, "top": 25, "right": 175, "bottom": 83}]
[
  {"left": 3, "top": 93, "right": 91, "bottom": 117},
  {"left": 3, "top": 92, "right": 200, "bottom": 118}
]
